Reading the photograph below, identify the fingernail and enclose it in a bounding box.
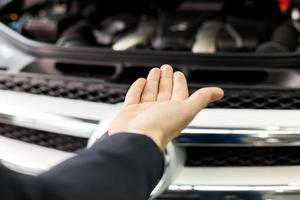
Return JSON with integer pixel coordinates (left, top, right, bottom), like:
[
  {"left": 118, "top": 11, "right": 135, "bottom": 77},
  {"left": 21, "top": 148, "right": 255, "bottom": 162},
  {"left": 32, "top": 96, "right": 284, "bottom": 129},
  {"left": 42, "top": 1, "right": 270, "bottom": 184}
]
[
  {"left": 212, "top": 88, "right": 224, "bottom": 101},
  {"left": 161, "top": 64, "right": 172, "bottom": 70}
]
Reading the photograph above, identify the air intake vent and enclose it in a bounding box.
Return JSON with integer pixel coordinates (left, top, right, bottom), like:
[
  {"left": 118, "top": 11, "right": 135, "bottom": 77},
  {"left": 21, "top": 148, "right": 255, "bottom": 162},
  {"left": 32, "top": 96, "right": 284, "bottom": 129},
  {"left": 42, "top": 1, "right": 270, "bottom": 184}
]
[
  {"left": 208, "top": 89, "right": 300, "bottom": 109},
  {"left": 0, "top": 74, "right": 127, "bottom": 104},
  {"left": 0, "top": 123, "right": 87, "bottom": 152},
  {"left": 186, "top": 146, "right": 300, "bottom": 167}
]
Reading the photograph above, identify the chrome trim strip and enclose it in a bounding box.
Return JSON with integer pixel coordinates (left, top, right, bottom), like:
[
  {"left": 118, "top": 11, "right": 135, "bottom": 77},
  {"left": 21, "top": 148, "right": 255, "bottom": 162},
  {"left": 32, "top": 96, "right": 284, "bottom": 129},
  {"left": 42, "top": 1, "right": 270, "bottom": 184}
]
[
  {"left": 173, "top": 166, "right": 300, "bottom": 186},
  {"left": 168, "top": 184, "right": 300, "bottom": 192},
  {"left": 176, "top": 127, "right": 300, "bottom": 146},
  {"left": 0, "top": 104, "right": 98, "bottom": 138},
  {"left": 190, "top": 109, "right": 300, "bottom": 129},
  {"left": 165, "top": 166, "right": 300, "bottom": 196},
  {"left": 183, "top": 127, "right": 296, "bottom": 134},
  {"left": 0, "top": 90, "right": 123, "bottom": 138},
  {"left": 0, "top": 90, "right": 120, "bottom": 123},
  {"left": 0, "top": 136, "right": 74, "bottom": 175}
]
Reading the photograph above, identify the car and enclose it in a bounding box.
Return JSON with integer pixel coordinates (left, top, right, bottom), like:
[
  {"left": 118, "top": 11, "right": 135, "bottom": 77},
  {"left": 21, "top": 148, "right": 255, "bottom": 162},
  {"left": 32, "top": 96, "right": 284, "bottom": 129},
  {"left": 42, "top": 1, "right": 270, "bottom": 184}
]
[{"left": 1, "top": 0, "right": 300, "bottom": 199}]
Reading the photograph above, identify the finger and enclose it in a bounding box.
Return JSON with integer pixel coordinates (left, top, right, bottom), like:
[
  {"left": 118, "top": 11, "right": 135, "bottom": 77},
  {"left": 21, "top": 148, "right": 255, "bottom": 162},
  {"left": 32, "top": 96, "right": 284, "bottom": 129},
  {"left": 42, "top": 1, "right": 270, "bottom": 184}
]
[
  {"left": 184, "top": 87, "right": 224, "bottom": 116},
  {"left": 157, "top": 64, "right": 173, "bottom": 101},
  {"left": 124, "top": 78, "right": 147, "bottom": 106},
  {"left": 141, "top": 68, "right": 161, "bottom": 102},
  {"left": 171, "top": 71, "right": 189, "bottom": 101}
]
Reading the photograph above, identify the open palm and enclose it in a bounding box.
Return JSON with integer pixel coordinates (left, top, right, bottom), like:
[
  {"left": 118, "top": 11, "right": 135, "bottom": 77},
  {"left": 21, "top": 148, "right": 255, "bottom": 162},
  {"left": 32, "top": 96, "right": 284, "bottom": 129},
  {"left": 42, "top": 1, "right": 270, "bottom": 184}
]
[{"left": 109, "top": 65, "right": 224, "bottom": 150}]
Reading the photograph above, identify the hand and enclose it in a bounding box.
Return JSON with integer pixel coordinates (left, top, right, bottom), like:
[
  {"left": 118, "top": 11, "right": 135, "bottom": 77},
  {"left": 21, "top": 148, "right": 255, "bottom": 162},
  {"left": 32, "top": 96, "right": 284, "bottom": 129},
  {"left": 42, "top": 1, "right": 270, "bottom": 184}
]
[{"left": 109, "top": 65, "right": 224, "bottom": 150}]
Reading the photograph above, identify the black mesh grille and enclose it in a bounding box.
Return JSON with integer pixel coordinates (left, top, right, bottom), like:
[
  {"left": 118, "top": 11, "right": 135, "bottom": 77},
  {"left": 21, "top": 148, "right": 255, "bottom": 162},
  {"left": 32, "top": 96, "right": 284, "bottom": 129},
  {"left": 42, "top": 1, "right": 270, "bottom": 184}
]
[
  {"left": 0, "top": 74, "right": 127, "bottom": 104},
  {"left": 156, "top": 191, "right": 263, "bottom": 200},
  {"left": 208, "top": 89, "right": 300, "bottom": 109},
  {"left": 186, "top": 146, "right": 300, "bottom": 167},
  {"left": 156, "top": 191, "right": 199, "bottom": 200},
  {"left": 0, "top": 123, "right": 87, "bottom": 152},
  {"left": 1, "top": 73, "right": 300, "bottom": 109}
]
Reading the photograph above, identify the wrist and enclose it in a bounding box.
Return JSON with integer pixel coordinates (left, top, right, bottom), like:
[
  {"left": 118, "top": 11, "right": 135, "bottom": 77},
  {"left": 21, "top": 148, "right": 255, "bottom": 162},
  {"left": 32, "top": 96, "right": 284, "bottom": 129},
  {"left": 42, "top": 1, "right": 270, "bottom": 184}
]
[{"left": 127, "top": 128, "right": 167, "bottom": 151}]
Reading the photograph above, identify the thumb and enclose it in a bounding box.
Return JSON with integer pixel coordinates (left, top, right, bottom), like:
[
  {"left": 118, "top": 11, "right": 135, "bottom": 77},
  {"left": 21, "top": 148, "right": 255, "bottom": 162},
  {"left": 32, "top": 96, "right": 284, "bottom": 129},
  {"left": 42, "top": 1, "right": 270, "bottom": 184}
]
[{"left": 185, "top": 87, "right": 224, "bottom": 116}]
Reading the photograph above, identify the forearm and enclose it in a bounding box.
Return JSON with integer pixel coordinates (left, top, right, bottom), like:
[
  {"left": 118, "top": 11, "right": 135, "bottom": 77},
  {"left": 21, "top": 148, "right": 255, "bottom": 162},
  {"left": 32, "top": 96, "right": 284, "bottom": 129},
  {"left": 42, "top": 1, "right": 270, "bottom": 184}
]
[{"left": 38, "top": 133, "right": 164, "bottom": 200}]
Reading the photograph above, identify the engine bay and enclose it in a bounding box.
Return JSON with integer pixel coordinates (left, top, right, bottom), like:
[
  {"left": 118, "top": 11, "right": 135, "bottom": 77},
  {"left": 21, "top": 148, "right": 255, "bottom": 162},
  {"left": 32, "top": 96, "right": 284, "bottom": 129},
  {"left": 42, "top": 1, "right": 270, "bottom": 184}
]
[{"left": 1, "top": 0, "right": 300, "bottom": 54}]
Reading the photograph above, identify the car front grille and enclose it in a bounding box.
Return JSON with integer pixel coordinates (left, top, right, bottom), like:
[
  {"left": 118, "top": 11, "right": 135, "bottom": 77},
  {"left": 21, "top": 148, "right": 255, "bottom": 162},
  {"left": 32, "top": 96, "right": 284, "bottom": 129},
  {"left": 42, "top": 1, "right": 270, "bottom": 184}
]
[
  {"left": 0, "top": 123, "right": 87, "bottom": 152},
  {"left": 185, "top": 146, "right": 300, "bottom": 167}
]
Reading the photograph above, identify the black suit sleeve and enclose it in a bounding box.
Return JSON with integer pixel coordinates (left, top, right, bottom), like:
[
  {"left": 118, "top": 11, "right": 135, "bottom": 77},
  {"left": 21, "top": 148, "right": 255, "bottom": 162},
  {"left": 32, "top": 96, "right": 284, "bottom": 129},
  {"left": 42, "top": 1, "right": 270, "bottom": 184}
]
[{"left": 0, "top": 133, "right": 165, "bottom": 200}]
